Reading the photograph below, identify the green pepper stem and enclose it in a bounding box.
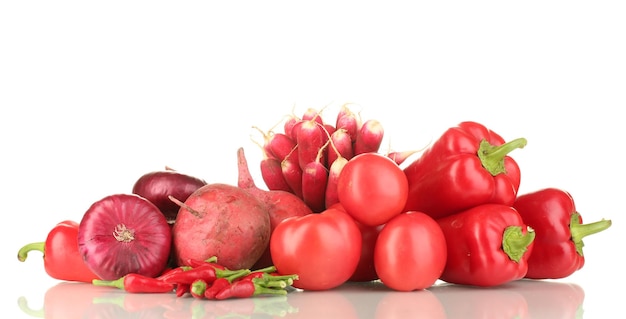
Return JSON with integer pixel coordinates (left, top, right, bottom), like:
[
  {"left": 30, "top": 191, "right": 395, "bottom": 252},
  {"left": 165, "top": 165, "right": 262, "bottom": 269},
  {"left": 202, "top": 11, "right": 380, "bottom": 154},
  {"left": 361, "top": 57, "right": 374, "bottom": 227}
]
[
  {"left": 17, "top": 242, "right": 45, "bottom": 262},
  {"left": 502, "top": 225, "right": 535, "bottom": 263},
  {"left": 252, "top": 265, "right": 277, "bottom": 274},
  {"left": 92, "top": 277, "right": 125, "bottom": 290},
  {"left": 222, "top": 268, "right": 252, "bottom": 282},
  {"left": 570, "top": 213, "right": 612, "bottom": 256},
  {"left": 478, "top": 137, "right": 527, "bottom": 176}
]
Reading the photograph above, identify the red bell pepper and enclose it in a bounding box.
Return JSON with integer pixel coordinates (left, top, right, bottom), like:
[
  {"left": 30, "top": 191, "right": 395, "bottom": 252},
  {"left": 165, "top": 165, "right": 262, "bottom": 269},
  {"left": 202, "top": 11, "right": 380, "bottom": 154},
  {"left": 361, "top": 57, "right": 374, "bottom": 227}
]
[
  {"left": 17, "top": 220, "right": 100, "bottom": 283},
  {"left": 437, "top": 204, "right": 535, "bottom": 287},
  {"left": 403, "top": 121, "right": 526, "bottom": 219},
  {"left": 513, "top": 188, "right": 612, "bottom": 279}
]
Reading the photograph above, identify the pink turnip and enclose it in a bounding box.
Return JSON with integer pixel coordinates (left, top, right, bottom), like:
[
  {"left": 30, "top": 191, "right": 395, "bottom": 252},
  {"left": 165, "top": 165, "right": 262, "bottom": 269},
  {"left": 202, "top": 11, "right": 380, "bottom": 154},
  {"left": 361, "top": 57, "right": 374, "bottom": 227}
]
[
  {"left": 171, "top": 183, "right": 270, "bottom": 270},
  {"left": 236, "top": 147, "right": 313, "bottom": 268}
]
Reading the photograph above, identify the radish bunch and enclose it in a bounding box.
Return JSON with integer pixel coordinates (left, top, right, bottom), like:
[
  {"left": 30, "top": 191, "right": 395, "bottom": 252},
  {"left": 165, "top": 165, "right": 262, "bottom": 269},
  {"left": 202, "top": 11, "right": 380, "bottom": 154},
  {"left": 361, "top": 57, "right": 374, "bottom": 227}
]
[{"left": 255, "top": 104, "right": 412, "bottom": 213}]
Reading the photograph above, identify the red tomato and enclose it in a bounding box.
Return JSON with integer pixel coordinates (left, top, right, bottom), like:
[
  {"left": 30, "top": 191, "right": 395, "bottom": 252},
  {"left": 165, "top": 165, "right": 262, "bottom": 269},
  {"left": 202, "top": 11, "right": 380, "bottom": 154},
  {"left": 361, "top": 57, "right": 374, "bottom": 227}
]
[
  {"left": 270, "top": 207, "right": 362, "bottom": 291},
  {"left": 337, "top": 153, "right": 408, "bottom": 226},
  {"left": 329, "top": 202, "right": 381, "bottom": 282},
  {"left": 349, "top": 221, "right": 382, "bottom": 282},
  {"left": 374, "top": 211, "right": 447, "bottom": 291}
]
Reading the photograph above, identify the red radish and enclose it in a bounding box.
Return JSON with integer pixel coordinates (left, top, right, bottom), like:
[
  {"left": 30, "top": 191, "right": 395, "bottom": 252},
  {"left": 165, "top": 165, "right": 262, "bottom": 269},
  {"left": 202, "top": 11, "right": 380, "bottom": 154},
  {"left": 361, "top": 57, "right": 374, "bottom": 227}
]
[
  {"left": 335, "top": 104, "right": 360, "bottom": 141},
  {"left": 327, "top": 128, "right": 354, "bottom": 165},
  {"left": 296, "top": 119, "right": 327, "bottom": 170},
  {"left": 288, "top": 119, "right": 303, "bottom": 142},
  {"left": 77, "top": 194, "right": 172, "bottom": 280},
  {"left": 386, "top": 150, "right": 419, "bottom": 166},
  {"left": 325, "top": 156, "right": 349, "bottom": 209},
  {"left": 131, "top": 169, "right": 207, "bottom": 224},
  {"left": 301, "top": 144, "right": 330, "bottom": 213},
  {"left": 171, "top": 183, "right": 271, "bottom": 270},
  {"left": 350, "top": 221, "right": 382, "bottom": 282},
  {"left": 252, "top": 126, "right": 278, "bottom": 159},
  {"left": 260, "top": 156, "right": 292, "bottom": 192},
  {"left": 281, "top": 153, "right": 304, "bottom": 198},
  {"left": 283, "top": 113, "right": 301, "bottom": 139},
  {"left": 267, "top": 132, "right": 298, "bottom": 163},
  {"left": 236, "top": 147, "right": 313, "bottom": 268},
  {"left": 354, "top": 119, "right": 384, "bottom": 155},
  {"left": 302, "top": 107, "right": 325, "bottom": 125}
]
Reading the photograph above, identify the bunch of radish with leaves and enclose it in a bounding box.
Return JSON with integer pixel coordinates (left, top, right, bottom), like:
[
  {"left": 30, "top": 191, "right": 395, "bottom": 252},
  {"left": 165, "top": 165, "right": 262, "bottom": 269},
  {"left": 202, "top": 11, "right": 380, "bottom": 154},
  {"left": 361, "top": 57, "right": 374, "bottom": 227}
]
[{"left": 253, "top": 104, "right": 416, "bottom": 213}]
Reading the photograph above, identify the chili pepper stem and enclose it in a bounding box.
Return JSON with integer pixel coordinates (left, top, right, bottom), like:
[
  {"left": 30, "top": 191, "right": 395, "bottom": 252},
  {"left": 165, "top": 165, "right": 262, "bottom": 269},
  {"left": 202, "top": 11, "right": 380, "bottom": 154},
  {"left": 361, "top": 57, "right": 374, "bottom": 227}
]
[
  {"left": 253, "top": 265, "right": 277, "bottom": 273},
  {"left": 502, "top": 225, "right": 535, "bottom": 263},
  {"left": 92, "top": 277, "right": 125, "bottom": 290},
  {"left": 570, "top": 213, "right": 612, "bottom": 256},
  {"left": 17, "top": 242, "right": 45, "bottom": 262},
  {"left": 478, "top": 137, "right": 527, "bottom": 176},
  {"left": 223, "top": 268, "right": 252, "bottom": 281}
]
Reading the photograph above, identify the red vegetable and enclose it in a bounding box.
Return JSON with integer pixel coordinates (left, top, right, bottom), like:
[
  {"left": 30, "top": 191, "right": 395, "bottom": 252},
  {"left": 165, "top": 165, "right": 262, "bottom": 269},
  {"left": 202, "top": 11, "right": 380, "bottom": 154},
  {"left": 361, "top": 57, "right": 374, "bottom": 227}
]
[
  {"left": 131, "top": 169, "right": 207, "bottom": 224},
  {"left": 17, "top": 220, "right": 100, "bottom": 283},
  {"left": 160, "top": 264, "right": 248, "bottom": 285},
  {"left": 175, "top": 282, "right": 190, "bottom": 297},
  {"left": 204, "top": 277, "right": 231, "bottom": 299},
  {"left": 348, "top": 219, "right": 381, "bottom": 282},
  {"left": 281, "top": 153, "right": 304, "bottom": 198},
  {"left": 190, "top": 279, "right": 208, "bottom": 298},
  {"left": 296, "top": 119, "right": 327, "bottom": 170},
  {"left": 236, "top": 147, "right": 312, "bottom": 269},
  {"left": 337, "top": 152, "right": 408, "bottom": 226},
  {"left": 437, "top": 204, "right": 535, "bottom": 287},
  {"left": 335, "top": 103, "right": 360, "bottom": 141},
  {"left": 386, "top": 149, "right": 419, "bottom": 166},
  {"left": 270, "top": 206, "right": 362, "bottom": 290},
  {"left": 259, "top": 156, "right": 292, "bottom": 193},
  {"left": 353, "top": 119, "right": 384, "bottom": 155},
  {"left": 77, "top": 194, "right": 172, "bottom": 280},
  {"left": 374, "top": 211, "right": 447, "bottom": 291},
  {"left": 403, "top": 121, "right": 526, "bottom": 219},
  {"left": 213, "top": 276, "right": 293, "bottom": 300},
  {"left": 301, "top": 147, "right": 330, "bottom": 213},
  {"left": 92, "top": 273, "right": 175, "bottom": 293},
  {"left": 171, "top": 183, "right": 271, "bottom": 270},
  {"left": 327, "top": 128, "right": 354, "bottom": 165},
  {"left": 324, "top": 156, "right": 349, "bottom": 209},
  {"left": 512, "top": 188, "right": 612, "bottom": 279}
]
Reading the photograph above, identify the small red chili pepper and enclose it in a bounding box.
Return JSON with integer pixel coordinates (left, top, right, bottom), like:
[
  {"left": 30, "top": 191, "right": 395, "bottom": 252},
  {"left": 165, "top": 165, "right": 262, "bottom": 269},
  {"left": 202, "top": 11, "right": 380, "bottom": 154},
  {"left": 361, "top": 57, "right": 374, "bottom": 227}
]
[
  {"left": 204, "top": 277, "right": 231, "bottom": 299},
  {"left": 92, "top": 273, "right": 175, "bottom": 293},
  {"left": 175, "top": 283, "right": 190, "bottom": 297},
  {"left": 185, "top": 256, "right": 225, "bottom": 269},
  {"left": 17, "top": 220, "right": 100, "bottom": 283},
  {"left": 161, "top": 263, "right": 248, "bottom": 285},
  {"left": 437, "top": 204, "right": 536, "bottom": 287},
  {"left": 513, "top": 188, "right": 612, "bottom": 279},
  {"left": 403, "top": 121, "right": 526, "bottom": 219},
  {"left": 190, "top": 279, "right": 208, "bottom": 298},
  {"left": 156, "top": 267, "right": 185, "bottom": 281},
  {"left": 214, "top": 279, "right": 288, "bottom": 300}
]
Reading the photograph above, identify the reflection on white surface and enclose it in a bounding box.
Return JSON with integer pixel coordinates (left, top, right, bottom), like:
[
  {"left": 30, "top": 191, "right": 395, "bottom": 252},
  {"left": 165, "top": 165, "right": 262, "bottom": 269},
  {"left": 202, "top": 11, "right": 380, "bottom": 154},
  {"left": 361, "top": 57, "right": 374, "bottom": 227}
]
[{"left": 16, "top": 279, "right": 584, "bottom": 319}]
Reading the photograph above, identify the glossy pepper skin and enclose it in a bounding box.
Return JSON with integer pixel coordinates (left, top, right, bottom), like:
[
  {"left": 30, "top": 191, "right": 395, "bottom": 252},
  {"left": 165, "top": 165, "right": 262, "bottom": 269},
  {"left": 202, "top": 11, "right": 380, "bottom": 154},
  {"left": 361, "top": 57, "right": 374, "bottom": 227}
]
[
  {"left": 17, "top": 220, "right": 100, "bottom": 283},
  {"left": 513, "top": 188, "right": 612, "bottom": 279},
  {"left": 437, "top": 204, "right": 535, "bottom": 287},
  {"left": 403, "top": 121, "right": 527, "bottom": 220}
]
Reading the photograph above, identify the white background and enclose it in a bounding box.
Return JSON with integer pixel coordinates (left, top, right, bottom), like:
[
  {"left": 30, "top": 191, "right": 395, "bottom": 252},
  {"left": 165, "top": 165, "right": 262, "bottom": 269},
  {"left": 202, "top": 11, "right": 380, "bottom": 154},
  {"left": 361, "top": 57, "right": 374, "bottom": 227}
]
[{"left": 1, "top": 1, "right": 624, "bottom": 318}]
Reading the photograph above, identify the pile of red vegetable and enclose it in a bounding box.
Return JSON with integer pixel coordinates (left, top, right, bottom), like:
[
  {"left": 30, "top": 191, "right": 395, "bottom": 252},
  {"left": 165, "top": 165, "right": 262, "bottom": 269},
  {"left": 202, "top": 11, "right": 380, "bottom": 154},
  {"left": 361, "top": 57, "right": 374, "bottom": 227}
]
[{"left": 16, "top": 103, "right": 613, "bottom": 298}]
